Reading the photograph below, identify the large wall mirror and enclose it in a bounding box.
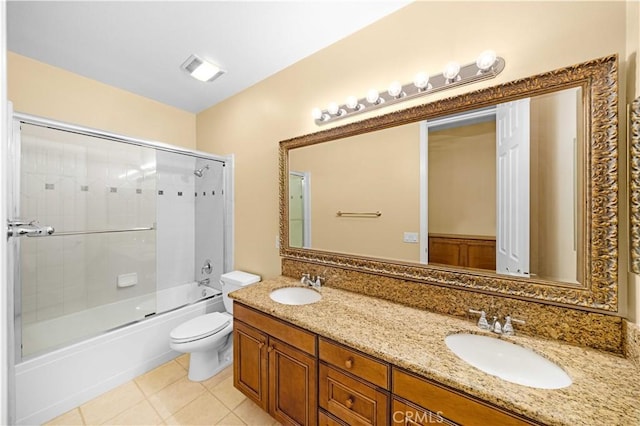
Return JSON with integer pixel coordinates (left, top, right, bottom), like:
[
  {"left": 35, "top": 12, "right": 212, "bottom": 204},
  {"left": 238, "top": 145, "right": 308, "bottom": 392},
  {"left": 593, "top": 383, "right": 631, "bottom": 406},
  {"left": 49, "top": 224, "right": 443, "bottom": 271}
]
[{"left": 280, "top": 55, "right": 619, "bottom": 312}]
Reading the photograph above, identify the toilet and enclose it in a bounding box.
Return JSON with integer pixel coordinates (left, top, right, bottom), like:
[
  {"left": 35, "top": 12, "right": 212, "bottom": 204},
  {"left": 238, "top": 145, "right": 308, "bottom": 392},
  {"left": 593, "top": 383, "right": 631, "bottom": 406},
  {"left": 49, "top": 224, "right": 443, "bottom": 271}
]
[{"left": 169, "top": 270, "right": 261, "bottom": 381}]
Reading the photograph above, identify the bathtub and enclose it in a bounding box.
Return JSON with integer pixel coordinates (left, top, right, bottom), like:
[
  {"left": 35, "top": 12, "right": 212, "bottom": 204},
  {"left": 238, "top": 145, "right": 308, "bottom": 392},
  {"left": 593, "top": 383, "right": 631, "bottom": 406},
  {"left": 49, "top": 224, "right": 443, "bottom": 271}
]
[{"left": 14, "top": 282, "right": 223, "bottom": 425}]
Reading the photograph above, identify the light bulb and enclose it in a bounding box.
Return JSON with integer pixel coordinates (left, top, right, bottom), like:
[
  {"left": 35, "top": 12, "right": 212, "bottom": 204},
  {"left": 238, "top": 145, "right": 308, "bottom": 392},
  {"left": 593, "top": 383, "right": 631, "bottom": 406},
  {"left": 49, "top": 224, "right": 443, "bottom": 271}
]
[
  {"left": 327, "top": 102, "right": 340, "bottom": 115},
  {"left": 388, "top": 81, "right": 403, "bottom": 98},
  {"left": 413, "top": 72, "right": 429, "bottom": 90},
  {"left": 366, "top": 89, "right": 380, "bottom": 104},
  {"left": 345, "top": 96, "right": 359, "bottom": 109},
  {"left": 443, "top": 62, "right": 461, "bottom": 81},
  {"left": 476, "top": 50, "right": 497, "bottom": 71},
  {"left": 311, "top": 108, "right": 323, "bottom": 120}
]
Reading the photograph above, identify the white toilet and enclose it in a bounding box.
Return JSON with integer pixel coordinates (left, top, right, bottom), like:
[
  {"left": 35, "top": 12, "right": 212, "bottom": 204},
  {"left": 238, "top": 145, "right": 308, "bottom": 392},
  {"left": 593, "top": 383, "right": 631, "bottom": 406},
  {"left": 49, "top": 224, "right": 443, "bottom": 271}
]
[{"left": 169, "top": 270, "right": 261, "bottom": 381}]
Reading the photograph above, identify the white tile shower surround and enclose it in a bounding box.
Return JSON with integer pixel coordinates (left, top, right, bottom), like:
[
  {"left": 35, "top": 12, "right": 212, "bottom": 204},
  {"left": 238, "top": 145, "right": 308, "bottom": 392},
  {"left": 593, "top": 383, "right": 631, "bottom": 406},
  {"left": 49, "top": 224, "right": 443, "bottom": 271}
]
[
  {"left": 194, "top": 159, "right": 225, "bottom": 291},
  {"left": 156, "top": 150, "right": 196, "bottom": 292},
  {"left": 20, "top": 126, "right": 157, "bottom": 326}
]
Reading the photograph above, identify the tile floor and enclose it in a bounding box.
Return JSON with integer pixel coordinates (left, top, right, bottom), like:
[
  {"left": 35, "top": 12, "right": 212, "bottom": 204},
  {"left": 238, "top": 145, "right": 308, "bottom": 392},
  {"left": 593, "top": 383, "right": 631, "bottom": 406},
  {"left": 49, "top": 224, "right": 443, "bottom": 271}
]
[{"left": 44, "top": 355, "right": 280, "bottom": 426}]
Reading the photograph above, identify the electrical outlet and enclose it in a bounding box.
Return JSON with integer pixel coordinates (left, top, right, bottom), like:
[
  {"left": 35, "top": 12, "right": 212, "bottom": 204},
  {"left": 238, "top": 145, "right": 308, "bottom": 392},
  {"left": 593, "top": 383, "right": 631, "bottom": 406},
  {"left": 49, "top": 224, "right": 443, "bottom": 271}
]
[{"left": 403, "top": 232, "right": 419, "bottom": 243}]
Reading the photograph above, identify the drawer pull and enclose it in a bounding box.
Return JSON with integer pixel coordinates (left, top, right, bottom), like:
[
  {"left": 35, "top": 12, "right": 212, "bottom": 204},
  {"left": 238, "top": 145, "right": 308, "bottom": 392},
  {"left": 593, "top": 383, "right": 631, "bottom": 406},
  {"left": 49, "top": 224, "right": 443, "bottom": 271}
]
[
  {"left": 267, "top": 345, "right": 274, "bottom": 353},
  {"left": 344, "top": 358, "right": 353, "bottom": 369},
  {"left": 345, "top": 397, "right": 354, "bottom": 409},
  {"left": 258, "top": 342, "right": 265, "bottom": 349}
]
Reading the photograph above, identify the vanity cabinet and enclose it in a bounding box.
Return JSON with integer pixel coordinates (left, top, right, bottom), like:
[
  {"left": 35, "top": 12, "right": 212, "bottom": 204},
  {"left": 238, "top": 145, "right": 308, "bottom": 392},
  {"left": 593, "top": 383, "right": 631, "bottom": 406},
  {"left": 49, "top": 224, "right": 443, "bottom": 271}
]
[
  {"left": 233, "top": 303, "right": 317, "bottom": 426},
  {"left": 233, "top": 302, "right": 540, "bottom": 426}
]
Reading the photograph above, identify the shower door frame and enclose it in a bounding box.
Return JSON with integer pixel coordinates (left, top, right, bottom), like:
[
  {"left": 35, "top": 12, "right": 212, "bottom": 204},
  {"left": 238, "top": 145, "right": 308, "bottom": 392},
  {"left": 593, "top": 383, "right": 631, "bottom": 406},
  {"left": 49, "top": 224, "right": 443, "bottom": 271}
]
[{"left": 7, "top": 111, "right": 235, "bottom": 365}]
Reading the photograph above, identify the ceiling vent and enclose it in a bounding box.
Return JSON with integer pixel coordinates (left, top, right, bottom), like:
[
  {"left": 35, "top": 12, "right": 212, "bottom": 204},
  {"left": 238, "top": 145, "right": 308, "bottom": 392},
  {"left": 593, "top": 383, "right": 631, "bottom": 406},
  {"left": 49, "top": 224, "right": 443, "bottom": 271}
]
[{"left": 181, "top": 54, "right": 225, "bottom": 82}]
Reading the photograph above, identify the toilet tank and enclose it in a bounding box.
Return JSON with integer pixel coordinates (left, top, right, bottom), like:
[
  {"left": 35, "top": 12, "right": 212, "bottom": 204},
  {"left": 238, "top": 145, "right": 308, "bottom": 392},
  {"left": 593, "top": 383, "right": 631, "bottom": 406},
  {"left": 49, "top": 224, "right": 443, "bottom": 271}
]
[{"left": 220, "top": 270, "right": 261, "bottom": 313}]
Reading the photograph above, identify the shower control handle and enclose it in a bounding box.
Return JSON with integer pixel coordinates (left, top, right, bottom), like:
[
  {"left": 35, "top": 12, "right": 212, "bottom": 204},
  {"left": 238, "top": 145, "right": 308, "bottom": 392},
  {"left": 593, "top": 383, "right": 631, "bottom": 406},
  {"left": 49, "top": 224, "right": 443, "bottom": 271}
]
[{"left": 201, "top": 260, "right": 213, "bottom": 275}]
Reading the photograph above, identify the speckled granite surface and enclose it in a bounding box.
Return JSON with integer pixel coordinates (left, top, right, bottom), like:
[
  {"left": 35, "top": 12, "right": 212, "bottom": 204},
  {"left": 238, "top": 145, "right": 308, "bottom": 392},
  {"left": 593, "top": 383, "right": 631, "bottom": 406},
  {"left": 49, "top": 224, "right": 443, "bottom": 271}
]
[
  {"left": 230, "top": 277, "right": 640, "bottom": 426},
  {"left": 282, "top": 259, "right": 624, "bottom": 353},
  {"left": 626, "top": 320, "right": 640, "bottom": 366}
]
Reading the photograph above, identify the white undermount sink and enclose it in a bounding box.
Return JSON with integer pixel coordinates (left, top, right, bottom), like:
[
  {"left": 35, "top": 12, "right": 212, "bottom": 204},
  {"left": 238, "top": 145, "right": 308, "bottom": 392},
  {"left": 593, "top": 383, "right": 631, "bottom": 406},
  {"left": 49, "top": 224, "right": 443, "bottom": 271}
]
[
  {"left": 269, "top": 287, "right": 322, "bottom": 305},
  {"left": 445, "top": 333, "right": 572, "bottom": 389}
]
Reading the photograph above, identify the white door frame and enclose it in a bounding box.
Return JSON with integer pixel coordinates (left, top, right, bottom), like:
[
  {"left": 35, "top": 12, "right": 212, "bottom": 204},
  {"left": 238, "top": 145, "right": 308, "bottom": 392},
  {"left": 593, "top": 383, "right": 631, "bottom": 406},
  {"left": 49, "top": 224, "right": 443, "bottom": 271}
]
[
  {"left": 289, "top": 171, "right": 311, "bottom": 248},
  {"left": 1, "top": 0, "right": 14, "bottom": 421}
]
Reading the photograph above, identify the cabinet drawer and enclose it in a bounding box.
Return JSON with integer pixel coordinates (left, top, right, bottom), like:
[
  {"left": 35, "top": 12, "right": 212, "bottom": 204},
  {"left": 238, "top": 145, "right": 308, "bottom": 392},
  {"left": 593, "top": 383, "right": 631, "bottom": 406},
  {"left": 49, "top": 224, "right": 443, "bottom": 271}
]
[
  {"left": 392, "top": 397, "right": 457, "bottom": 426},
  {"left": 319, "top": 410, "right": 347, "bottom": 426},
  {"left": 392, "top": 368, "right": 537, "bottom": 426},
  {"left": 319, "top": 338, "right": 389, "bottom": 389},
  {"left": 320, "top": 363, "right": 388, "bottom": 426},
  {"left": 234, "top": 303, "right": 316, "bottom": 355}
]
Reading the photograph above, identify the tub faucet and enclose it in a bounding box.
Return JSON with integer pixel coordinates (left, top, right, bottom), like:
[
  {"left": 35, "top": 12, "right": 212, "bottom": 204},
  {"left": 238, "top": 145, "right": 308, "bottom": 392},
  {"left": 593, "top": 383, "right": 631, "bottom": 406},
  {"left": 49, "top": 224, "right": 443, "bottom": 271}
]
[{"left": 197, "top": 278, "right": 211, "bottom": 287}]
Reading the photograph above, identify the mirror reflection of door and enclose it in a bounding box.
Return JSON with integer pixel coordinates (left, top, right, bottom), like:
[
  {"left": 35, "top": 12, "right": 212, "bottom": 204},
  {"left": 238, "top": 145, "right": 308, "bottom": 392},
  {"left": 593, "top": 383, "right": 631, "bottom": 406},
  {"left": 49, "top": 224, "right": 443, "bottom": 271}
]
[
  {"left": 424, "top": 87, "right": 582, "bottom": 283},
  {"left": 425, "top": 108, "right": 498, "bottom": 272},
  {"left": 289, "top": 171, "right": 311, "bottom": 248}
]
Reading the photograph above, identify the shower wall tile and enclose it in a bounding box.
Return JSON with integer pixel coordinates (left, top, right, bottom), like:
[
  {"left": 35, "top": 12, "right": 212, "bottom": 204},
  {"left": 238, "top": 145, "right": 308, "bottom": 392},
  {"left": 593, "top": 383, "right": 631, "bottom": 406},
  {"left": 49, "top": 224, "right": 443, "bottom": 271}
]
[
  {"left": 156, "top": 151, "right": 195, "bottom": 291},
  {"left": 20, "top": 127, "right": 158, "bottom": 326}
]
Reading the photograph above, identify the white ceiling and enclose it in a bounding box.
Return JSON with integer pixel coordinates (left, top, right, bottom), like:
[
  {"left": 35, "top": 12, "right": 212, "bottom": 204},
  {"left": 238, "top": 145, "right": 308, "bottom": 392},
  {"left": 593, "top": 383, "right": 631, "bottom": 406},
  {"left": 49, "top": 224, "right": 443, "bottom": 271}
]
[{"left": 7, "top": 1, "right": 411, "bottom": 113}]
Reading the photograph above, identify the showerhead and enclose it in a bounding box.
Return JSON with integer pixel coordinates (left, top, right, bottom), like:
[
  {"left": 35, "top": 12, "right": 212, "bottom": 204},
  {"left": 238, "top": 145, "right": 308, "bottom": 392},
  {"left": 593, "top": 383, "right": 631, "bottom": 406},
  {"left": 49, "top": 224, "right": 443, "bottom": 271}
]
[{"left": 194, "top": 164, "right": 209, "bottom": 177}]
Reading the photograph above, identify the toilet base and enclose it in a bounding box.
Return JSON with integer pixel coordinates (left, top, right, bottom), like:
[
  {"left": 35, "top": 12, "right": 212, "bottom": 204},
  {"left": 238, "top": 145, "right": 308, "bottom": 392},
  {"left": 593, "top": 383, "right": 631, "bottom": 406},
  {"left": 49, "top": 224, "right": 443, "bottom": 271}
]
[{"left": 187, "top": 342, "right": 233, "bottom": 381}]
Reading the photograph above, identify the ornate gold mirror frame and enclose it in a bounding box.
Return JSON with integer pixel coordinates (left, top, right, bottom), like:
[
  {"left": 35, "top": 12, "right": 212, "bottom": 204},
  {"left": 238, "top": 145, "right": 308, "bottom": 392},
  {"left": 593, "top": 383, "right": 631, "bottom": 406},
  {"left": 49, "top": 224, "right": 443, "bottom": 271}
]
[
  {"left": 630, "top": 96, "right": 640, "bottom": 274},
  {"left": 279, "top": 55, "right": 619, "bottom": 312}
]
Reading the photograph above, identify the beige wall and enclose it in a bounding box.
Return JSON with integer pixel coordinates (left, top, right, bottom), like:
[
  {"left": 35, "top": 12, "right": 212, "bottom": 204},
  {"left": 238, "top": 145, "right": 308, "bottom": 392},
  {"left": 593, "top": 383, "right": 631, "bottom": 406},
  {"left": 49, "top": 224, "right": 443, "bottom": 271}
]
[
  {"left": 8, "top": 52, "right": 196, "bottom": 149},
  {"left": 429, "top": 121, "right": 496, "bottom": 237},
  {"left": 289, "top": 123, "right": 421, "bottom": 262},
  {"left": 197, "top": 1, "right": 628, "bottom": 282},
  {"left": 530, "top": 89, "right": 581, "bottom": 283}
]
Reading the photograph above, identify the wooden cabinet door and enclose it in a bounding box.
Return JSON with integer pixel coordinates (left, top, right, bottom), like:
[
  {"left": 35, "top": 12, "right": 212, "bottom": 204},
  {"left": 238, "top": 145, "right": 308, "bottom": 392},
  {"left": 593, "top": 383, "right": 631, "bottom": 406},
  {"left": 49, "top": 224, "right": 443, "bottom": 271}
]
[
  {"left": 269, "top": 337, "right": 318, "bottom": 426},
  {"left": 233, "top": 321, "right": 268, "bottom": 410}
]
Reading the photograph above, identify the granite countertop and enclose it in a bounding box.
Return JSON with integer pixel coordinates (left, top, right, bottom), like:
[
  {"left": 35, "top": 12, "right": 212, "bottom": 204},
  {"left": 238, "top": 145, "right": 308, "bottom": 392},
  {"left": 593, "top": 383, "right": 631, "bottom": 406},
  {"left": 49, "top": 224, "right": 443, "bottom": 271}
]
[{"left": 229, "top": 277, "right": 640, "bottom": 426}]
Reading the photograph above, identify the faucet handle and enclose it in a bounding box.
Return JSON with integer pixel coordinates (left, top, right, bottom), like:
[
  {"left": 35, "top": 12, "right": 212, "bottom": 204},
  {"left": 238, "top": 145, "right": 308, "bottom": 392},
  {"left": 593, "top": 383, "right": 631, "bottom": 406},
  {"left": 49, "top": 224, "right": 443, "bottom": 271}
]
[
  {"left": 469, "top": 309, "right": 491, "bottom": 330},
  {"left": 314, "top": 276, "right": 324, "bottom": 287},
  {"left": 502, "top": 315, "right": 525, "bottom": 336}
]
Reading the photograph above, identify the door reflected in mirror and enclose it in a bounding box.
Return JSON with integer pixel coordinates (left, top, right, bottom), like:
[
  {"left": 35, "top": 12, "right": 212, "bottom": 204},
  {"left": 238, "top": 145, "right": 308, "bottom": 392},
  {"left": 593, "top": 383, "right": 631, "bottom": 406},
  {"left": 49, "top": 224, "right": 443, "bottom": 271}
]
[{"left": 288, "top": 86, "right": 583, "bottom": 285}]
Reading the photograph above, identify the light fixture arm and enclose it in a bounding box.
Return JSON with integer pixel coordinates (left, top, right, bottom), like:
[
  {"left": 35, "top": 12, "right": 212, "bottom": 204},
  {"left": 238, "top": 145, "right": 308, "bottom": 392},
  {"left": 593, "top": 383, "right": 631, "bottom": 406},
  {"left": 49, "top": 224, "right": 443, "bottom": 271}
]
[{"left": 313, "top": 56, "right": 505, "bottom": 125}]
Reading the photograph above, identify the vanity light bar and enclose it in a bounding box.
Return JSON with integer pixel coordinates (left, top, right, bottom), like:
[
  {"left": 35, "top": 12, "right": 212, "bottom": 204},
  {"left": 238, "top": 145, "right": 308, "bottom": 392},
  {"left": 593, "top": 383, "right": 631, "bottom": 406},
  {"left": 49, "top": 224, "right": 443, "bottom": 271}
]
[{"left": 312, "top": 51, "right": 505, "bottom": 125}]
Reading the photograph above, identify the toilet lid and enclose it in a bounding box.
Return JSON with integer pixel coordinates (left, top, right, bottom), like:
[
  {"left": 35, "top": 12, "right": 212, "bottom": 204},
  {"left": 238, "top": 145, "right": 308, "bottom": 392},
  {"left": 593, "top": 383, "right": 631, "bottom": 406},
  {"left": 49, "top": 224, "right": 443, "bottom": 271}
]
[{"left": 170, "top": 312, "right": 231, "bottom": 343}]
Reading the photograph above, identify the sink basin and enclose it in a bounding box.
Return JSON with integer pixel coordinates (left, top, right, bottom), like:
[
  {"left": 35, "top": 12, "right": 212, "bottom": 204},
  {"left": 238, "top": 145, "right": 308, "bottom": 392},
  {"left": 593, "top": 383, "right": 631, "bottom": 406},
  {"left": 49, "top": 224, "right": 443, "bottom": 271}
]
[
  {"left": 445, "top": 333, "right": 572, "bottom": 389},
  {"left": 269, "top": 287, "right": 322, "bottom": 305}
]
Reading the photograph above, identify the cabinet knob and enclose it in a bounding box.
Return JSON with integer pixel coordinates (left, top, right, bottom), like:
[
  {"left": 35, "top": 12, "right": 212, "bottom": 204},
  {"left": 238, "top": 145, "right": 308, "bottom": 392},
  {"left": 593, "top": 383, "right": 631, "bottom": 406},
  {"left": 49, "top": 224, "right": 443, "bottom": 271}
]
[
  {"left": 345, "top": 397, "right": 354, "bottom": 409},
  {"left": 258, "top": 342, "right": 265, "bottom": 349},
  {"left": 344, "top": 358, "right": 353, "bottom": 369},
  {"left": 267, "top": 345, "right": 274, "bottom": 353}
]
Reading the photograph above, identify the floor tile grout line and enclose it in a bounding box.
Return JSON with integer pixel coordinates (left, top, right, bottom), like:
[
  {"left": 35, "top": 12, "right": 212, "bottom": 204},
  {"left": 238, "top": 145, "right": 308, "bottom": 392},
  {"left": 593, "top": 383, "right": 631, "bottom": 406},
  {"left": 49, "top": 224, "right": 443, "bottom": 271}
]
[
  {"left": 132, "top": 379, "right": 165, "bottom": 424},
  {"left": 135, "top": 359, "right": 188, "bottom": 399}
]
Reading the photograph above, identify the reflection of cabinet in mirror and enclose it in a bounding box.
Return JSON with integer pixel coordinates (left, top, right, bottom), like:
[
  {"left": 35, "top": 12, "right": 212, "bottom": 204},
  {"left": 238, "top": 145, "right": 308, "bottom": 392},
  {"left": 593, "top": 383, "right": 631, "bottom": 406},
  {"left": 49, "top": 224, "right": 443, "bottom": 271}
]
[{"left": 428, "top": 234, "right": 496, "bottom": 270}]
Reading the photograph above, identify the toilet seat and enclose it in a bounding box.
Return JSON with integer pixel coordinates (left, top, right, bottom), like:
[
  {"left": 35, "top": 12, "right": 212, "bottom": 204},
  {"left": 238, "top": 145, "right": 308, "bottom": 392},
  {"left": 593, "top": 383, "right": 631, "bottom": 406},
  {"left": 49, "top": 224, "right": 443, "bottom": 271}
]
[{"left": 170, "top": 312, "right": 231, "bottom": 343}]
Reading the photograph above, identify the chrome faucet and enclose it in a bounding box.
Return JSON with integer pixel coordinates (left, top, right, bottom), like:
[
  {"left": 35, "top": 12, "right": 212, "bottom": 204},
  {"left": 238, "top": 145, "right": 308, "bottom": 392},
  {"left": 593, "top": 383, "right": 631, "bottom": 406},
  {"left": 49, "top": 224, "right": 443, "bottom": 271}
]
[
  {"left": 300, "top": 273, "right": 323, "bottom": 289},
  {"left": 470, "top": 309, "right": 525, "bottom": 335},
  {"left": 197, "top": 278, "right": 211, "bottom": 287},
  {"left": 490, "top": 316, "right": 503, "bottom": 334}
]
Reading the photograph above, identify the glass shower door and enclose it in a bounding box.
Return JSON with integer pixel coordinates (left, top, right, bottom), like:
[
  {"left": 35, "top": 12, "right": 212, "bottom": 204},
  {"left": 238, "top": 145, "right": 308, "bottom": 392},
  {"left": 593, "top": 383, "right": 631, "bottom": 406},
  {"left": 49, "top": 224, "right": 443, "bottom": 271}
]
[{"left": 13, "top": 123, "right": 157, "bottom": 358}]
